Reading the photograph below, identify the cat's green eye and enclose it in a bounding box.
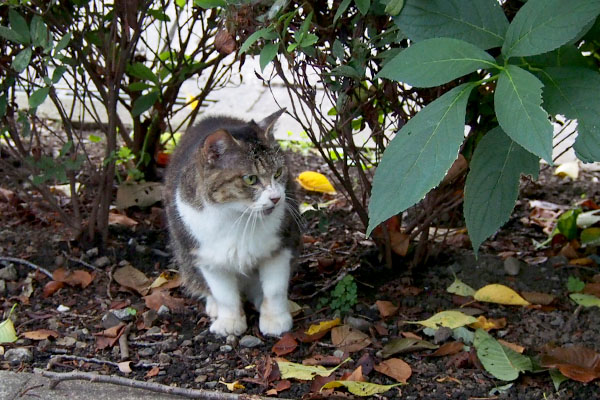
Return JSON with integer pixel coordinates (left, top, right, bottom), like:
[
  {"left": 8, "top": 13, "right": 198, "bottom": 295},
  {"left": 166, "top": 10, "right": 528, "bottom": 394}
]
[
  {"left": 274, "top": 167, "right": 283, "bottom": 179},
  {"left": 242, "top": 175, "right": 258, "bottom": 185}
]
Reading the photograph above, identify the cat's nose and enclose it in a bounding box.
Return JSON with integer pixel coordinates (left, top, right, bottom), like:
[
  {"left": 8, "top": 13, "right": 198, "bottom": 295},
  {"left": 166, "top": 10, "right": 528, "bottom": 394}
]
[{"left": 270, "top": 195, "right": 281, "bottom": 205}]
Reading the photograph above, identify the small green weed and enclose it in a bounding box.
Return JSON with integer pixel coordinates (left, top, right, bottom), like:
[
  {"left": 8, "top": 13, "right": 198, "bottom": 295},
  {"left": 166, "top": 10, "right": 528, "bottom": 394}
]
[{"left": 317, "top": 274, "right": 358, "bottom": 315}]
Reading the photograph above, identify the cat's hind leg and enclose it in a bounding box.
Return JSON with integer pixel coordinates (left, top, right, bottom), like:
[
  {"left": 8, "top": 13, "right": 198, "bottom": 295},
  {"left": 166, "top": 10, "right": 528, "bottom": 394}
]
[
  {"left": 201, "top": 267, "right": 247, "bottom": 336},
  {"left": 258, "top": 249, "right": 293, "bottom": 336}
]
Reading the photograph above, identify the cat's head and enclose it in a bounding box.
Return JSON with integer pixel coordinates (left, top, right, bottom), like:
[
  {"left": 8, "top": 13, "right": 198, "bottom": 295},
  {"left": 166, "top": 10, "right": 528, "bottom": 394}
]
[{"left": 200, "top": 110, "right": 289, "bottom": 215}]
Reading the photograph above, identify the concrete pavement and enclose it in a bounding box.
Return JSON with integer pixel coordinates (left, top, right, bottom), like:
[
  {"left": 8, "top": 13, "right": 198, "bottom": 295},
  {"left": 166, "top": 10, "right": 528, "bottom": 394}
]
[{"left": 0, "top": 370, "right": 181, "bottom": 400}]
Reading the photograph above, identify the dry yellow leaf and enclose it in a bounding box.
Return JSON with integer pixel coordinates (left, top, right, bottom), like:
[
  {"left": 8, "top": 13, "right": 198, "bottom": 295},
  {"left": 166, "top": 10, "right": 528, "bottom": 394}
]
[
  {"left": 408, "top": 310, "right": 478, "bottom": 329},
  {"left": 296, "top": 171, "right": 336, "bottom": 194},
  {"left": 498, "top": 339, "right": 525, "bottom": 354},
  {"left": 305, "top": 318, "right": 341, "bottom": 336},
  {"left": 469, "top": 315, "right": 507, "bottom": 331},
  {"left": 474, "top": 284, "right": 530, "bottom": 306},
  {"left": 219, "top": 379, "right": 245, "bottom": 391}
]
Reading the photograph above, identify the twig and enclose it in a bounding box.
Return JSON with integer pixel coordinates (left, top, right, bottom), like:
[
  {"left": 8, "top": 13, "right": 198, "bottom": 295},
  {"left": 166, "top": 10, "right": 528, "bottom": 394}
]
[
  {"left": 38, "top": 370, "right": 283, "bottom": 399},
  {"left": 63, "top": 252, "right": 102, "bottom": 272},
  {"left": 119, "top": 324, "right": 131, "bottom": 360},
  {"left": 291, "top": 263, "right": 361, "bottom": 300},
  {"left": 565, "top": 305, "right": 583, "bottom": 333},
  {"left": 0, "top": 256, "right": 53, "bottom": 279},
  {"left": 47, "top": 355, "right": 163, "bottom": 370},
  {"left": 18, "top": 384, "right": 44, "bottom": 398}
]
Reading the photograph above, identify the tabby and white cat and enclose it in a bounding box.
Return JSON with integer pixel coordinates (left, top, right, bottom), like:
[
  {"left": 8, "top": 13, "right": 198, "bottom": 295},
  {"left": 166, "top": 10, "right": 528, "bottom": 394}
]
[{"left": 164, "top": 110, "right": 299, "bottom": 337}]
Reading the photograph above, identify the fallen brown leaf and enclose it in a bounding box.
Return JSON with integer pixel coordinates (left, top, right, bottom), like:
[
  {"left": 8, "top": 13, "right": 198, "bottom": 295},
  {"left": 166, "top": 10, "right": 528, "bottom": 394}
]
[
  {"left": 521, "top": 291, "right": 556, "bottom": 305},
  {"left": 108, "top": 212, "right": 138, "bottom": 227},
  {"left": 374, "top": 358, "right": 412, "bottom": 383},
  {"left": 584, "top": 283, "right": 600, "bottom": 298},
  {"left": 272, "top": 333, "right": 298, "bottom": 356},
  {"left": 113, "top": 265, "right": 152, "bottom": 296},
  {"left": 498, "top": 339, "right": 525, "bottom": 354},
  {"left": 145, "top": 366, "right": 160, "bottom": 378},
  {"left": 143, "top": 289, "right": 185, "bottom": 313},
  {"left": 429, "top": 341, "right": 464, "bottom": 357},
  {"left": 43, "top": 281, "right": 64, "bottom": 298},
  {"left": 53, "top": 268, "right": 94, "bottom": 288},
  {"left": 541, "top": 346, "right": 600, "bottom": 383},
  {"left": 400, "top": 332, "right": 422, "bottom": 340},
  {"left": 331, "top": 325, "right": 371, "bottom": 353},
  {"left": 22, "top": 329, "right": 60, "bottom": 340},
  {"left": 356, "top": 353, "right": 375, "bottom": 376},
  {"left": 375, "top": 300, "right": 398, "bottom": 318},
  {"left": 342, "top": 365, "right": 365, "bottom": 382},
  {"left": 94, "top": 322, "right": 126, "bottom": 350},
  {"left": 302, "top": 355, "right": 342, "bottom": 367}
]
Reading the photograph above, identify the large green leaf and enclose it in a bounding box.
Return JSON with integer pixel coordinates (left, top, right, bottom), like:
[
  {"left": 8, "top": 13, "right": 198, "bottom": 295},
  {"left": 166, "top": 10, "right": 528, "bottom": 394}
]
[
  {"left": 126, "top": 63, "right": 159, "bottom": 84},
  {"left": 526, "top": 45, "right": 592, "bottom": 70},
  {"left": 29, "top": 87, "right": 50, "bottom": 109},
  {"left": 131, "top": 90, "right": 159, "bottom": 117},
  {"left": 12, "top": 48, "right": 32, "bottom": 73},
  {"left": 367, "top": 83, "right": 475, "bottom": 235},
  {"left": 394, "top": 0, "right": 508, "bottom": 50},
  {"left": 378, "top": 38, "right": 497, "bottom": 87},
  {"left": 464, "top": 127, "right": 539, "bottom": 253},
  {"left": 494, "top": 65, "right": 553, "bottom": 163},
  {"left": 540, "top": 67, "right": 600, "bottom": 163},
  {"left": 474, "top": 329, "right": 532, "bottom": 381},
  {"left": 502, "top": 0, "right": 600, "bottom": 58},
  {"left": 259, "top": 43, "right": 279, "bottom": 71},
  {"left": 9, "top": 9, "right": 30, "bottom": 45}
]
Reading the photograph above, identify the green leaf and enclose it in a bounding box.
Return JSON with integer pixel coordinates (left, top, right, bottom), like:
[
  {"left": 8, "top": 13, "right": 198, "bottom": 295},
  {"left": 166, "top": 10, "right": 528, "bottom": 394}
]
[
  {"left": 556, "top": 209, "right": 582, "bottom": 240},
  {"left": 355, "top": 0, "right": 370, "bottom": 15},
  {"left": 549, "top": 369, "right": 569, "bottom": 391},
  {"left": 0, "top": 26, "right": 27, "bottom": 44},
  {"left": 540, "top": 67, "right": 600, "bottom": 163},
  {"left": 378, "top": 38, "right": 497, "bottom": 88},
  {"left": 494, "top": 65, "right": 553, "bottom": 163},
  {"left": 239, "top": 27, "right": 275, "bottom": 54},
  {"left": 464, "top": 127, "right": 539, "bottom": 253},
  {"left": 52, "top": 66, "right": 68, "bottom": 84},
  {"left": 89, "top": 134, "right": 102, "bottom": 143},
  {"left": 474, "top": 329, "right": 532, "bottom": 381},
  {"left": 192, "top": 0, "right": 226, "bottom": 8},
  {"left": 9, "top": 9, "right": 30, "bottom": 45},
  {"left": 128, "top": 82, "right": 154, "bottom": 92},
  {"left": 259, "top": 43, "right": 279, "bottom": 71},
  {"left": 502, "top": 0, "right": 600, "bottom": 58},
  {"left": 334, "top": 0, "right": 352, "bottom": 23},
  {"left": 30, "top": 16, "right": 48, "bottom": 48},
  {"left": 567, "top": 276, "right": 585, "bottom": 293},
  {"left": 12, "top": 47, "right": 32, "bottom": 73},
  {"left": 321, "top": 381, "right": 402, "bottom": 396},
  {"left": 581, "top": 227, "right": 600, "bottom": 246},
  {"left": 131, "top": 90, "right": 159, "bottom": 117},
  {"left": 526, "top": 45, "right": 592, "bottom": 69},
  {"left": 447, "top": 276, "right": 476, "bottom": 297},
  {"left": 367, "top": 83, "right": 475, "bottom": 235},
  {"left": 384, "top": 0, "right": 405, "bottom": 16},
  {"left": 570, "top": 293, "right": 600, "bottom": 308},
  {"left": 394, "top": 0, "right": 508, "bottom": 50},
  {"left": 0, "top": 305, "right": 18, "bottom": 344},
  {"left": 29, "top": 87, "right": 50, "bottom": 108},
  {"left": 127, "top": 63, "right": 159, "bottom": 84},
  {"left": 0, "top": 95, "right": 7, "bottom": 119},
  {"left": 54, "top": 32, "right": 72, "bottom": 54},
  {"left": 175, "top": 0, "right": 186, "bottom": 7}
]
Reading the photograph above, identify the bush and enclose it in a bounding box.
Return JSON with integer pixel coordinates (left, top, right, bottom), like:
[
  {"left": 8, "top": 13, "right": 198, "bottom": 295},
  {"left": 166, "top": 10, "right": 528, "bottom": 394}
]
[
  {"left": 0, "top": 0, "right": 235, "bottom": 241},
  {"left": 229, "top": 0, "right": 600, "bottom": 261}
]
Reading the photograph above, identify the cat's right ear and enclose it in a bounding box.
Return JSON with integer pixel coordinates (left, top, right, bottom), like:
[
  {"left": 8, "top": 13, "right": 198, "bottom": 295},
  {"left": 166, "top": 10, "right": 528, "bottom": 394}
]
[{"left": 202, "top": 129, "right": 237, "bottom": 164}]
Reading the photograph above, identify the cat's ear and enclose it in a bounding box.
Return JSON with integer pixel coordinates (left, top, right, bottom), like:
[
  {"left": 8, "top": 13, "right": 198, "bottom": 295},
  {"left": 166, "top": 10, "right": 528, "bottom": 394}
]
[
  {"left": 256, "top": 108, "right": 286, "bottom": 141},
  {"left": 202, "top": 129, "right": 238, "bottom": 164}
]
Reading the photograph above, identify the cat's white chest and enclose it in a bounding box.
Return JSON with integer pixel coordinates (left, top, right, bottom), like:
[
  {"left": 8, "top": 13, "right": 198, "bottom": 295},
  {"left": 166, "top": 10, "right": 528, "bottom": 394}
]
[{"left": 175, "top": 191, "right": 283, "bottom": 273}]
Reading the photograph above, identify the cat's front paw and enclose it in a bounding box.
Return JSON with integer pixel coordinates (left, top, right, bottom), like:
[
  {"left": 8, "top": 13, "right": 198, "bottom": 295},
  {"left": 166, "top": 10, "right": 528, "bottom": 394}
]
[
  {"left": 210, "top": 317, "right": 247, "bottom": 336},
  {"left": 259, "top": 311, "right": 292, "bottom": 336},
  {"left": 204, "top": 295, "right": 218, "bottom": 320}
]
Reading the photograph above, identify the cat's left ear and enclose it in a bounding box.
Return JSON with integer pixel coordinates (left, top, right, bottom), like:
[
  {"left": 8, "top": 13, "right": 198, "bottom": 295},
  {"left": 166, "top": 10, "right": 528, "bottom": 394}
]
[{"left": 257, "top": 108, "right": 286, "bottom": 141}]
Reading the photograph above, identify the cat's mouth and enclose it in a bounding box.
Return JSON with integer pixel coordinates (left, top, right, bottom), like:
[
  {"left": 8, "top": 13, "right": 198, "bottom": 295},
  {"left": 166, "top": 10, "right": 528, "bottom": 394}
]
[{"left": 262, "top": 206, "right": 276, "bottom": 215}]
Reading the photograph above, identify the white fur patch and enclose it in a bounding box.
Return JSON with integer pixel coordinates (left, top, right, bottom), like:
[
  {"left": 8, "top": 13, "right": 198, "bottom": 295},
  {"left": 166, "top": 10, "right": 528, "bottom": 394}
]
[{"left": 175, "top": 190, "right": 285, "bottom": 274}]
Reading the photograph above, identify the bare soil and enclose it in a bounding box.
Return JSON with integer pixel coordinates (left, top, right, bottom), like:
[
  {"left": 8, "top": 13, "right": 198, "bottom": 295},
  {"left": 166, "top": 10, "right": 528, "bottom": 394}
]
[{"left": 1, "top": 147, "right": 599, "bottom": 399}]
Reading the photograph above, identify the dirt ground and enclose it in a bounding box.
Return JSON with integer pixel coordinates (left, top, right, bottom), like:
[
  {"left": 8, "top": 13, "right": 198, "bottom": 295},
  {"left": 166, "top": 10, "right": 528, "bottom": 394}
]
[{"left": 1, "top": 147, "right": 599, "bottom": 399}]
